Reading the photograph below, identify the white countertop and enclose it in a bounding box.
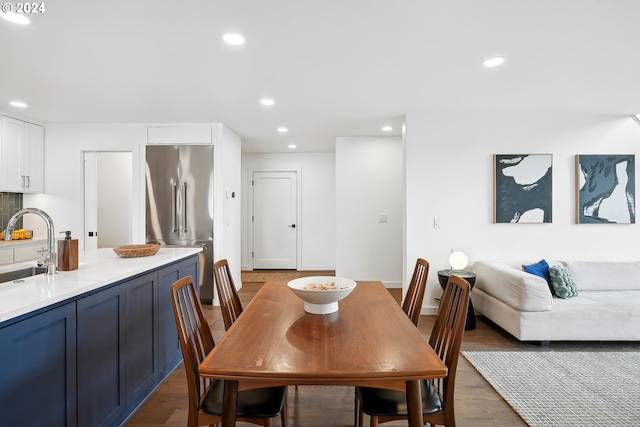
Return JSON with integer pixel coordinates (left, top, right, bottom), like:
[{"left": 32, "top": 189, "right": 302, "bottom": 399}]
[{"left": 0, "top": 246, "right": 202, "bottom": 324}]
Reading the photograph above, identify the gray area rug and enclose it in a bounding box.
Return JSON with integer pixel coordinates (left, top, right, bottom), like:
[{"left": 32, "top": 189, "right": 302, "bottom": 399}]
[{"left": 463, "top": 351, "right": 640, "bottom": 427}]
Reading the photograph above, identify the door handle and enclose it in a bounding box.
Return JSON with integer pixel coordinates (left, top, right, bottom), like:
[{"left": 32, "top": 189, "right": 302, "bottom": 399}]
[
  {"left": 288, "top": 224, "right": 296, "bottom": 228},
  {"left": 171, "top": 180, "right": 178, "bottom": 232},
  {"left": 181, "top": 182, "right": 188, "bottom": 233}
]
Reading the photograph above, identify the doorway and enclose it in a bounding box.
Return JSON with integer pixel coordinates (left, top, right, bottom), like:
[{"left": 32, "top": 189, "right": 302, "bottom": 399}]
[
  {"left": 83, "top": 151, "right": 133, "bottom": 250},
  {"left": 252, "top": 171, "right": 297, "bottom": 269}
]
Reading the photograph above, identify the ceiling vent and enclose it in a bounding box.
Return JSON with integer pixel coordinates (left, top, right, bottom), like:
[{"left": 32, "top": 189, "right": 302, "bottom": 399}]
[{"left": 633, "top": 114, "right": 640, "bottom": 126}]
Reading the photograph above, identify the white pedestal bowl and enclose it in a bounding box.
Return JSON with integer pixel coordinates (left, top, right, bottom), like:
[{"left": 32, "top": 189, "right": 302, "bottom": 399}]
[{"left": 287, "top": 276, "right": 357, "bottom": 314}]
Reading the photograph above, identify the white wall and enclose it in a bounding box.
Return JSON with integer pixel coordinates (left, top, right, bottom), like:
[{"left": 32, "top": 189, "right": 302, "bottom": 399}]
[
  {"left": 335, "top": 137, "right": 403, "bottom": 286},
  {"left": 405, "top": 112, "right": 640, "bottom": 313},
  {"left": 216, "top": 125, "right": 242, "bottom": 288},
  {"left": 24, "top": 123, "right": 146, "bottom": 245},
  {"left": 241, "top": 152, "right": 335, "bottom": 272}
]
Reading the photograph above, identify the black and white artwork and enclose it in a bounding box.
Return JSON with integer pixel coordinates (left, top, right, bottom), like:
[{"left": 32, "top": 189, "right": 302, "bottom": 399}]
[
  {"left": 494, "top": 154, "right": 553, "bottom": 223},
  {"left": 576, "top": 154, "right": 635, "bottom": 224}
]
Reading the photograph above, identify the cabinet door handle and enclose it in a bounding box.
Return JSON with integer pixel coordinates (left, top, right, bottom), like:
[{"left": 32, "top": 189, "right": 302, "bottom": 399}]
[
  {"left": 21, "top": 175, "right": 25, "bottom": 188},
  {"left": 25, "top": 176, "right": 30, "bottom": 189}
]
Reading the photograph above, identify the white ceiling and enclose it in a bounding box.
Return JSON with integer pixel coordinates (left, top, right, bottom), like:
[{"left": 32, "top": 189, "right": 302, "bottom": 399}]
[{"left": 2, "top": 0, "right": 640, "bottom": 153}]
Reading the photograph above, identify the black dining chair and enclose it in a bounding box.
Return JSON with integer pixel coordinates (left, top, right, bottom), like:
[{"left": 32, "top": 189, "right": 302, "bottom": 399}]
[
  {"left": 171, "top": 275, "right": 288, "bottom": 427},
  {"left": 353, "top": 257, "right": 430, "bottom": 426},
  {"left": 355, "top": 274, "right": 470, "bottom": 427}
]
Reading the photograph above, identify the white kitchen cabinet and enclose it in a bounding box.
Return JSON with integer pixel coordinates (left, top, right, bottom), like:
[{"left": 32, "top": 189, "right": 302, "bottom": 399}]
[
  {"left": 147, "top": 125, "right": 214, "bottom": 145},
  {"left": 0, "top": 116, "right": 45, "bottom": 193},
  {"left": 0, "top": 247, "right": 12, "bottom": 265},
  {"left": 14, "top": 241, "right": 46, "bottom": 262},
  {"left": 0, "top": 240, "right": 48, "bottom": 265}
]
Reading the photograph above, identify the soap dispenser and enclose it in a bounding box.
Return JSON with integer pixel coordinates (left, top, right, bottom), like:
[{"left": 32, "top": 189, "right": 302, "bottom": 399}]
[{"left": 57, "top": 230, "right": 78, "bottom": 271}]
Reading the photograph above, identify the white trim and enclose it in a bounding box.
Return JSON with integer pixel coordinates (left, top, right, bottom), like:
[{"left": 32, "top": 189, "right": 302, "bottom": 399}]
[
  {"left": 421, "top": 307, "right": 439, "bottom": 315},
  {"left": 381, "top": 280, "right": 402, "bottom": 289}
]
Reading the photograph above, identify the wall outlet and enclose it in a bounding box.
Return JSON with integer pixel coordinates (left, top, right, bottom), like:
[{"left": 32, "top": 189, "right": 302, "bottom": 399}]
[{"left": 379, "top": 214, "right": 389, "bottom": 223}]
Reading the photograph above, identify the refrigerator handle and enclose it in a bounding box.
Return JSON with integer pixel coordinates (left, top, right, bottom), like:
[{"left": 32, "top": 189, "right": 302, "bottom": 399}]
[
  {"left": 171, "top": 180, "right": 178, "bottom": 233},
  {"left": 182, "top": 181, "right": 188, "bottom": 233}
]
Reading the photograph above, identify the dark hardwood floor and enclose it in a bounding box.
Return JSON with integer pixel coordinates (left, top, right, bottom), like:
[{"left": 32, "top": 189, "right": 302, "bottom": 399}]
[{"left": 124, "top": 273, "right": 538, "bottom": 427}]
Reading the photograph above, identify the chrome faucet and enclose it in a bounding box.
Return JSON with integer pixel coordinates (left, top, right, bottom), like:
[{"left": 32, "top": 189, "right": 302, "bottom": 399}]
[{"left": 5, "top": 207, "right": 57, "bottom": 275}]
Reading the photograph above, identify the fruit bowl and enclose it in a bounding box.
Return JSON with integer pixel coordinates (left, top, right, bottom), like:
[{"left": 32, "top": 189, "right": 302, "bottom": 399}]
[
  {"left": 113, "top": 244, "right": 161, "bottom": 258},
  {"left": 287, "top": 276, "right": 357, "bottom": 314}
]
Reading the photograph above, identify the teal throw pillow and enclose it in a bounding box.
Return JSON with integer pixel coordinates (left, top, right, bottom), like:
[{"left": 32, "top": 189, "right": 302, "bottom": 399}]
[
  {"left": 548, "top": 265, "right": 579, "bottom": 299},
  {"left": 522, "top": 259, "right": 554, "bottom": 295}
]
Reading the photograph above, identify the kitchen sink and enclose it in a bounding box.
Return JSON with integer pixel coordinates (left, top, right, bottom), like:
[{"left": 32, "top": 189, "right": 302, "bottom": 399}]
[{"left": 0, "top": 266, "right": 48, "bottom": 283}]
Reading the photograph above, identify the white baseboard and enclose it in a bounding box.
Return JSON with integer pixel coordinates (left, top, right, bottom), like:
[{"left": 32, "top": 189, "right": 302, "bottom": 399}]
[
  {"left": 382, "top": 281, "right": 402, "bottom": 289},
  {"left": 296, "top": 265, "right": 336, "bottom": 271},
  {"left": 420, "top": 306, "right": 439, "bottom": 315},
  {"left": 241, "top": 265, "right": 336, "bottom": 271}
]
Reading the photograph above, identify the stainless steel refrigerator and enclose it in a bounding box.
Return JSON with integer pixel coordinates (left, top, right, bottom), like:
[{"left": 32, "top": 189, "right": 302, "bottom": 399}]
[{"left": 145, "top": 145, "right": 214, "bottom": 302}]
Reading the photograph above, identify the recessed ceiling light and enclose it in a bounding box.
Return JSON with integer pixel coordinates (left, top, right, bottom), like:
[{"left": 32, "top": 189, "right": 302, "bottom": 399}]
[
  {"left": 277, "top": 127, "right": 288, "bottom": 133},
  {"left": 223, "top": 33, "right": 245, "bottom": 45},
  {"left": 288, "top": 144, "right": 297, "bottom": 149},
  {"left": 260, "top": 98, "right": 275, "bottom": 106},
  {"left": 483, "top": 56, "right": 505, "bottom": 68},
  {"left": 382, "top": 126, "right": 393, "bottom": 132},
  {"left": 9, "top": 101, "right": 27, "bottom": 108},
  {"left": 0, "top": 12, "right": 30, "bottom": 25}
]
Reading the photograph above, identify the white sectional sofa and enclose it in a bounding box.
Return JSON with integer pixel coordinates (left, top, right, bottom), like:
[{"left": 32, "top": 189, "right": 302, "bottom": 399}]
[{"left": 471, "top": 260, "right": 640, "bottom": 343}]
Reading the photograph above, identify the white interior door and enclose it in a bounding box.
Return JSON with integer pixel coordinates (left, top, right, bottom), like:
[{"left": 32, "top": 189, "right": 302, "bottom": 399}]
[
  {"left": 83, "top": 151, "right": 133, "bottom": 251},
  {"left": 252, "top": 171, "right": 297, "bottom": 269}
]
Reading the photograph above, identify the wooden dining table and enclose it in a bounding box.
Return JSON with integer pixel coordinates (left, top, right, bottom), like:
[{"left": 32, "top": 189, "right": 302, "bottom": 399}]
[{"left": 199, "top": 280, "right": 447, "bottom": 427}]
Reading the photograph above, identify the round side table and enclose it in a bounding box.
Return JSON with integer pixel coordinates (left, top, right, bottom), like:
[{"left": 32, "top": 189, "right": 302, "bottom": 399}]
[{"left": 436, "top": 269, "right": 476, "bottom": 330}]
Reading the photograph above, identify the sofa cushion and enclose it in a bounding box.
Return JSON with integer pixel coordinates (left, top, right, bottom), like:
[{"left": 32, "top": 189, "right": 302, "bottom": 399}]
[
  {"left": 522, "top": 259, "right": 554, "bottom": 295},
  {"left": 548, "top": 265, "right": 578, "bottom": 298},
  {"left": 565, "top": 261, "right": 640, "bottom": 291},
  {"left": 473, "top": 261, "right": 553, "bottom": 312}
]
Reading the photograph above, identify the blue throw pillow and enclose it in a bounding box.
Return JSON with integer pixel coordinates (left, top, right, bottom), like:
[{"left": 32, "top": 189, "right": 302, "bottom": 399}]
[{"left": 522, "top": 259, "right": 554, "bottom": 295}]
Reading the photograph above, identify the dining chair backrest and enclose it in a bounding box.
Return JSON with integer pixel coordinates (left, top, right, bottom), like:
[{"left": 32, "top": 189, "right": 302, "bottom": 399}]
[
  {"left": 428, "top": 274, "right": 470, "bottom": 426},
  {"left": 214, "top": 259, "right": 243, "bottom": 331},
  {"left": 401, "top": 258, "right": 429, "bottom": 326},
  {"left": 170, "top": 275, "right": 216, "bottom": 427}
]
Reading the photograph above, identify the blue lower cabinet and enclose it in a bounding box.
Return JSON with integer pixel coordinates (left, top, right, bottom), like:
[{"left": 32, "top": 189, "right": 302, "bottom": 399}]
[
  {"left": 77, "top": 284, "right": 126, "bottom": 427},
  {"left": 0, "top": 302, "right": 77, "bottom": 427},
  {"left": 125, "top": 272, "right": 159, "bottom": 407}
]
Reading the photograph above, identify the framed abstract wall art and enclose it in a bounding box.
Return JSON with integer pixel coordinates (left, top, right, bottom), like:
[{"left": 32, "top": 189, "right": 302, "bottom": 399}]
[
  {"left": 576, "top": 154, "right": 635, "bottom": 224},
  {"left": 494, "top": 154, "right": 553, "bottom": 223}
]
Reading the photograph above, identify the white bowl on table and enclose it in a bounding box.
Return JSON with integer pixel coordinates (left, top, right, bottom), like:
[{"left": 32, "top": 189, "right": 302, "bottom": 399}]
[{"left": 287, "top": 276, "right": 357, "bottom": 315}]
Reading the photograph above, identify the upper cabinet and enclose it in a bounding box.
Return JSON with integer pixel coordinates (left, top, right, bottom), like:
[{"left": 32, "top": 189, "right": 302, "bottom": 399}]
[
  {"left": 147, "top": 125, "right": 214, "bottom": 145},
  {"left": 0, "top": 115, "right": 44, "bottom": 193}
]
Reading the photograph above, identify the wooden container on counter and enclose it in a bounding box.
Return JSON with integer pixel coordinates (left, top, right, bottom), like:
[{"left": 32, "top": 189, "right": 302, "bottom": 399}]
[{"left": 57, "top": 238, "right": 78, "bottom": 271}]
